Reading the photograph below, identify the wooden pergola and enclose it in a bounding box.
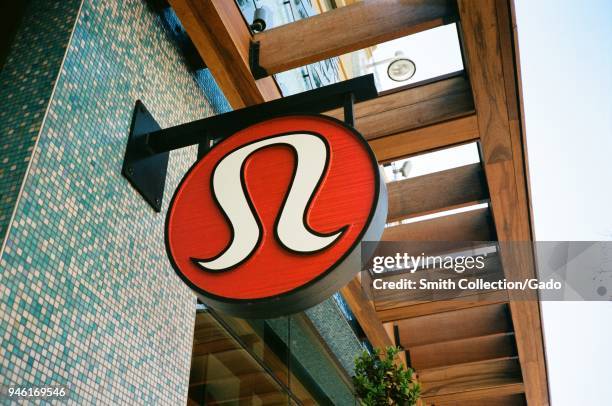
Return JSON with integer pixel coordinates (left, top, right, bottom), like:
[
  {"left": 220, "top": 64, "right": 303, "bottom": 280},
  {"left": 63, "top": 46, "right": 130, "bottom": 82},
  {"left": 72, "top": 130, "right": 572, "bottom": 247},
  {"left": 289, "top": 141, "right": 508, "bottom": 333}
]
[{"left": 171, "top": 0, "right": 549, "bottom": 404}]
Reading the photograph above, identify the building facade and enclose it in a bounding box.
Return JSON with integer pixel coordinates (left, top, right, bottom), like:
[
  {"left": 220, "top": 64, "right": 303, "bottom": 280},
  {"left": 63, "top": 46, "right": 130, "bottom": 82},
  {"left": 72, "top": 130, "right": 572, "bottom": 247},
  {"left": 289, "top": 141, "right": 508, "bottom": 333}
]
[
  {"left": 0, "top": 0, "right": 366, "bottom": 404},
  {"left": 1, "top": 0, "right": 550, "bottom": 405}
]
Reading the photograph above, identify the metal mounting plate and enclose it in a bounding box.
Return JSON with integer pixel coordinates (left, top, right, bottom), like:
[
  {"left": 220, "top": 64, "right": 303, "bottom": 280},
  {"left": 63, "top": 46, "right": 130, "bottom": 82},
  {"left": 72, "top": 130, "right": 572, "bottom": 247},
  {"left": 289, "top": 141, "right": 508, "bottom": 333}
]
[{"left": 122, "top": 101, "right": 168, "bottom": 212}]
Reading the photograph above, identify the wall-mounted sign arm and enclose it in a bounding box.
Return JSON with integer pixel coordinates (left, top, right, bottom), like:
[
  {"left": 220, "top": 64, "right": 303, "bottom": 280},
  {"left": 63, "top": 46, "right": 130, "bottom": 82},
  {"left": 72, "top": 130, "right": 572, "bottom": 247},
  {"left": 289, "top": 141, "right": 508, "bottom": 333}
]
[
  {"left": 121, "top": 101, "right": 168, "bottom": 212},
  {"left": 122, "top": 74, "right": 378, "bottom": 211}
]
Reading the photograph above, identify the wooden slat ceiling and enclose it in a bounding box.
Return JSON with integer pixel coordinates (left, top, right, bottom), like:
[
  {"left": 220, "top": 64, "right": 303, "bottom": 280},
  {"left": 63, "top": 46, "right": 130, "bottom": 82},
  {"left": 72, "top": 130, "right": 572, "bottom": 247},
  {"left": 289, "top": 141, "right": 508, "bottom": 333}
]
[{"left": 170, "top": 0, "right": 549, "bottom": 404}]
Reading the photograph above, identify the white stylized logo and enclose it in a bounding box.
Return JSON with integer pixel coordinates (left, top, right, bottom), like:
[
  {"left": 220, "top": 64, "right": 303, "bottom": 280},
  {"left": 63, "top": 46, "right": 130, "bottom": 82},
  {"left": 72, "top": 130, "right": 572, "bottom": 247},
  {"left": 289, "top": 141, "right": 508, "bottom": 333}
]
[{"left": 195, "top": 133, "right": 346, "bottom": 271}]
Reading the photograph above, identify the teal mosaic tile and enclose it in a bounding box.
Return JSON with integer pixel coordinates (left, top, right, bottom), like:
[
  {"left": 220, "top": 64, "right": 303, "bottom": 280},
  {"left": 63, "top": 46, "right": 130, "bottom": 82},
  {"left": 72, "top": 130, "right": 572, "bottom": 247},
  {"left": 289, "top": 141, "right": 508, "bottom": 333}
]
[
  {"left": 305, "top": 297, "right": 364, "bottom": 376},
  {"left": 194, "top": 69, "right": 232, "bottom": 115},
  {"left": 0, "top": 0, "right": 81, "bottom": 245},
  {"left": 0, "top": 0, "right": 215, "bottom": 403},
  {"left": 1, "top": 1, "right": 369, "bottom": 404}
]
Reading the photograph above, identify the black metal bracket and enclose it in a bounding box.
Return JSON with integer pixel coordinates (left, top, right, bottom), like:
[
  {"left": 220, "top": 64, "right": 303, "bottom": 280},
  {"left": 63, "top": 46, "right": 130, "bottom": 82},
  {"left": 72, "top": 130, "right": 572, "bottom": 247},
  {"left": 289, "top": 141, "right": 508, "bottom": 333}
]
[
  {"left": 343, "top": 92, "right": 355, "bottom": 128},
  {"left": 249, "top": 40, "right": 268, "bottom": 79},
  {"left": 121, "top": 101, "right": 169, "bottom": 212},
  {"left": 122, "top": 74, "right": 378, "bottom": 212}
]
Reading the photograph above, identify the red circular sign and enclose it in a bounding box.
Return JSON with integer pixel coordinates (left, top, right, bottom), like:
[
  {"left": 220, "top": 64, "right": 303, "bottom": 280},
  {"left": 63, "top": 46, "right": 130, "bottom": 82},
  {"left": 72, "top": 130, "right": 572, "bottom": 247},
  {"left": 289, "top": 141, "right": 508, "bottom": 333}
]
[{"left": 166, "top": 115, "right": 386, "bottom": 317}]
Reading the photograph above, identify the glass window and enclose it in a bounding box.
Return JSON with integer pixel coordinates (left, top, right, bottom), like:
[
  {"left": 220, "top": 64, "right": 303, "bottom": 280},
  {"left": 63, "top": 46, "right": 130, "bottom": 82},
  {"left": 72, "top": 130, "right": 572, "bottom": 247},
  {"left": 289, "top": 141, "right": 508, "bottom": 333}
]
[
  {"left": 188, "top": 312, "right": 292, "bottom": 405},
  {"left": 191, "top": 309, "right": 357, "bottom": 405}
]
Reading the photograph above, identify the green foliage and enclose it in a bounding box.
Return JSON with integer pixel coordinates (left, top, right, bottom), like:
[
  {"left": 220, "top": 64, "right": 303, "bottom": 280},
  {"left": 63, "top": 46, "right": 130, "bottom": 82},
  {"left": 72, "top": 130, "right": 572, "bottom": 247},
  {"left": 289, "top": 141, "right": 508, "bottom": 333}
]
[{"left": 352, "top": 346, "right": 421, "bottom": 406}]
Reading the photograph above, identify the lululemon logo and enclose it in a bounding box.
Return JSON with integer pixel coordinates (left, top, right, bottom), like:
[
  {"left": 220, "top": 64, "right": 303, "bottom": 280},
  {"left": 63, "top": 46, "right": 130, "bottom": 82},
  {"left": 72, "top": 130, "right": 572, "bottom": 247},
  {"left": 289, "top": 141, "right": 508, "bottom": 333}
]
[
  {"left": 166, "top": 115, "right": 386, "bottom": 317},
  {"left": 196, "top": 133, "right": 345, "bottom": 272}
]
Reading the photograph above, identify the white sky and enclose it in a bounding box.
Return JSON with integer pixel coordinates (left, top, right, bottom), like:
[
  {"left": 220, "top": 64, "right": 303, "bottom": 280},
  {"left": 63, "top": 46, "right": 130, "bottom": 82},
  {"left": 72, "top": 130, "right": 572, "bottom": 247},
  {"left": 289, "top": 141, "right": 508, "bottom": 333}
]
[
  {"left": 515, "top": 0, "right": 612, "bottom": 404},
  {"left": 371, "top": 24, "right": 464, "bottom": 91}
]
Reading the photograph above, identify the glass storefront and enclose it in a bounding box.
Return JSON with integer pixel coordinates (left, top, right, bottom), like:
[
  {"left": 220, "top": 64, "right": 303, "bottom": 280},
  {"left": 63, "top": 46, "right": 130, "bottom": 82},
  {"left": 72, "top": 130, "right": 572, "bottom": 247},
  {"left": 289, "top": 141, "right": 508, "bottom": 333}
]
[{"left": 188, "top": 309, "right": 356, "bottom": 405}]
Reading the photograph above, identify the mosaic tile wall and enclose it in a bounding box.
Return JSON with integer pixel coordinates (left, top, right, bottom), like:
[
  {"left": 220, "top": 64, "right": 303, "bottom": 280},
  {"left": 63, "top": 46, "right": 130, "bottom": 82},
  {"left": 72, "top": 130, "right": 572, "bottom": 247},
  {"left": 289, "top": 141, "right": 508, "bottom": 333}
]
[
  {"left": 0, "top": 1, "right": 367, "bottom": 404},
  {"left": 305, "top": 298, "right": 364, "bottom": 376},
  {"left": 0, "top": 0, "right": 215, "bottom": 403},
  {"left": 0, "top": 0, "right": 81, "bottom": 245}
]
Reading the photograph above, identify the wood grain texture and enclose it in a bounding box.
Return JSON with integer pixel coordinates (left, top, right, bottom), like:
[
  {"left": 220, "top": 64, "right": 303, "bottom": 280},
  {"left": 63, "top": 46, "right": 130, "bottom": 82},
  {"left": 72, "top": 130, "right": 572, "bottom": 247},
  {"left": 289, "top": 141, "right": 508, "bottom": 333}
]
[
  {"left": 376, "top": 290, "right": 509, "bottom": 321},
  {"left": 427, "top": 393, "right": 526, "bottom": 406},
  {"left": 410, "top": 332, "right": 517, "bottom": 370},
  {"left": 327, "top": 74, "right": 475, "bottom": 140},
  {"left": 369, "top": 114, "right": 480, "bottom": 162},
  {"left": 254, "top": 0, "right": 457, "bottom": 74},
  {"left": 169, "top": 0, "right": 280, "bottom": 108},
  {"left": 423, "top": 383, "right": 525, "bottom": 405},
  {"left": 386, "top": 163, "right": 488, "bottom": 222},
  {"left": 382, "top": 207, "right": 496, "bottom": 242},
  {"left": 397, "top": 303, "right": 512, "bottom": 347},
  {"left": 458, "top": 0, "right": 549, "bottom": 404},
  {"left": 340, "top": 277, "right": 396, "bottom": 350},
  {"left": 331, "top": 74, "right": 470, "bottom": 118},
  {"left": 419, "top": 357, "right": 522, "bottom": 396}
]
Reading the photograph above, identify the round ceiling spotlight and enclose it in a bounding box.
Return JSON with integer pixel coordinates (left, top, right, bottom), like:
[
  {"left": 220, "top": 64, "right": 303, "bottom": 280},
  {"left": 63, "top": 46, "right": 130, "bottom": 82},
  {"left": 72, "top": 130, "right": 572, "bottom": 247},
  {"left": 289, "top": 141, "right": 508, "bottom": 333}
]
[{"left": 387, "top": 58, "right": 416, "bottom": 82}]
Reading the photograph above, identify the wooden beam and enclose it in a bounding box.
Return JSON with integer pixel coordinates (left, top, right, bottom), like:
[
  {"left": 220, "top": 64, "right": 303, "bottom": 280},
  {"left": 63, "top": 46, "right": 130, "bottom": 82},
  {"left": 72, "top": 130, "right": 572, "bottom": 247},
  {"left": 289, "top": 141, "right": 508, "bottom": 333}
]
[
  {"left": 429, "top": 393, "right": 526, "bottom": 406},
  {"left": 326, "top": 75, "right": 478, "bottom": 162},
  {"left": 330, "top": 74, "right": 470, "bottom": 119},
  {"left": 410, "top": 332, "right": 517, "bottom": 370},
  {"left": 382, "top": 207, "right": 495, "bottom": 242},
  {"left": 419, "top": 357, "right": 522, "bottom": 389},
  {"left": 397, "top": 303, "right": 512, "bottom": 347},
  {"left": 340, "top": 276, "right": 410, "bottom": 375},
  {"left": 358, "top": 86, "right": 473, "bottom": 141},
  {"left": 369, "top": 114, "right": 479, "bottom": 162},
  {"left": 386, "top": 163, "right": 488, "bottom": 222},
  {"left": 169, "top": 0, "right": 280, "bottom": 108},
  {"left": 340, "top": 277, "right": 395, "bottom": 351},
  {"left": 327, "top": 74, "right": 475, "bottom": 141},
  {"left": 253, "top": 0, "right": 458, "bottom": 75},
  {"left": 423, "top": 384, "right": 525, "bottom": 405},
  {"left": 420, "top": 358, "right": 524, "bottom": 403},
  {"left": 377, "top": 290, "right": 508, "bottom": 321},
  {"left": 458, "top": 1, "right": 549, "bottom": 404}
]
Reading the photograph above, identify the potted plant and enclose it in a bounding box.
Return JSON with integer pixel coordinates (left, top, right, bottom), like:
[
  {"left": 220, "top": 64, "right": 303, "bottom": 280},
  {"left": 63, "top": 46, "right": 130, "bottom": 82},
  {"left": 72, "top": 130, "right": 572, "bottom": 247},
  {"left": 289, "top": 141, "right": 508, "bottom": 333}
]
[{"left": 353, "top": 346, "right": 421, "bottom": 406}]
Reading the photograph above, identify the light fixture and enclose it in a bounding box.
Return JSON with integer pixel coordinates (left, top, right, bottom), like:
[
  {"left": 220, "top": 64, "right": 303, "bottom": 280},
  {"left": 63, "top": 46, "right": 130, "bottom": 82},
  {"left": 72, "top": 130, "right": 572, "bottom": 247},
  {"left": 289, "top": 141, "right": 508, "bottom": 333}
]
[
  {"left": 387, "top": 57, "right": 416, "bottom": 82},
  {"left": 387, "top": 52, "right": 416, "bottom": 82},
  {"left": 250, "top": 6, "right": 271, "bottom": 32},
  {"left": 392, "top": 160, "right": 412, "bottom": 179}
]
